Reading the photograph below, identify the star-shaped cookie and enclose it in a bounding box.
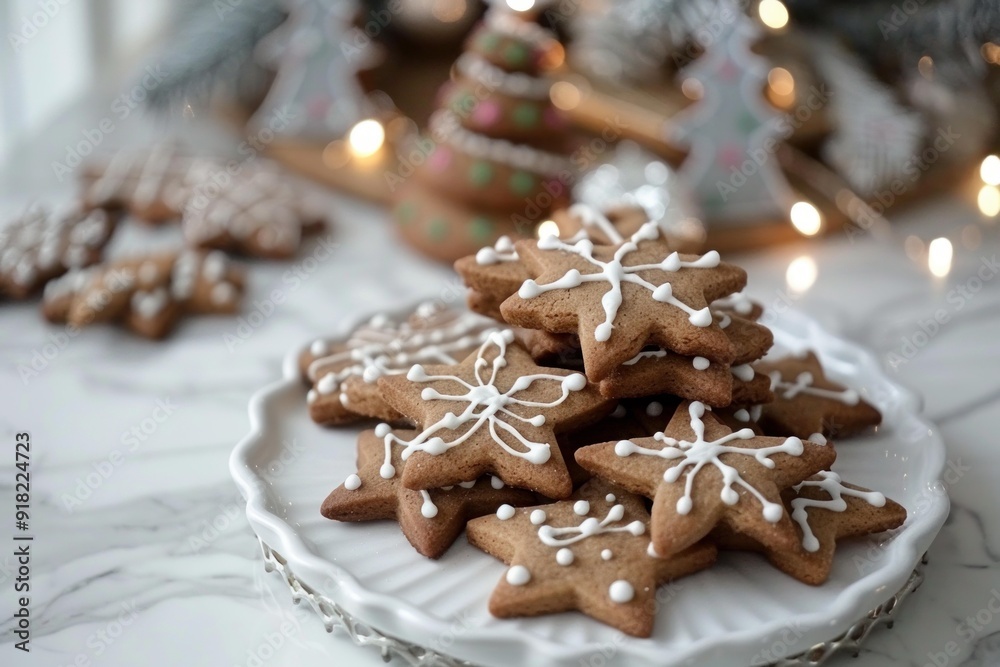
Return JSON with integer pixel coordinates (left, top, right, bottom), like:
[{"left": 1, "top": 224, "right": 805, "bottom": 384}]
[
  {"left": 299, "top": 303, "right": 502, "bottom": 425},
  {"left": 754, "top": 352, "right": 882, "bottom": 439},
  {"left": 1, "top": 206, "right": 117, "bottom": 300},
  {"left": 466, "top": 479, "right": 717, "bottom": 637},
  {"left": 321, "top": 428, "right": 537, "bottom": 559},
  {"left": 575, "top": 401, "right": 836, "bottom": 558},
  {"left": 377, "top": 330, "right": 613, "bottom": 498},
  {"left": 712, "top": 471, "right": 906, "bottom": 584},
  {"left": 42, "top": 250, "right": 243, "bottom": 339},
  {"left": 181, "top": 161, "right": 326, "bottom": 259},
  {"left": 500, "top": 222, "right": 746, "bottom": 381}
]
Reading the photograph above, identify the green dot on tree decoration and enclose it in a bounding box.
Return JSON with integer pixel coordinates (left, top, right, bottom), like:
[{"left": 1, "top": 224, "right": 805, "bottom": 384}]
[
  {"left": 504, "top": 43, "right": 528, "bottom": 67},
  {"left": 428, "top": 217, "right": 449, "bottom": 241},
  {"left": 396, "top": 201, "right": 416, "bottom": 224},
  {"left": 513, "top": 104, "right": 540, "bottom": 129},
  {"left": 738, "top": 111, "right": 759, "bottom": 135},
  {"left": 478, "top": 32, "right": 500, "bottom": 53},
  {"left": 469, "top": 217, "right": 494, "bottom": 242},
  {"left": 509, "top": 171, "right": 536, "bottom": 196},
  {"left": 469, "top": 161, "right": 493, "bottom": 187}
]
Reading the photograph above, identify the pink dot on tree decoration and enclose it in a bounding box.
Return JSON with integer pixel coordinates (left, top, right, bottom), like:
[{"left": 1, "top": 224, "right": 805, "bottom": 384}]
[
  {"left": 306, "top": 96, "right": 331, "bottom": 120},
  {"left": 717, "top": 59, "right": 738, "bottom": 82},
  {"left": 429, "top": 147, "right": 453, "bottom": 172},
  {"left": 544, "top": 107, "right": 566, "bottom": 130},
  {"left": 719, "top": 144, "right": 745, "bottom": 170},
  {"left": 472, "top": 101, "right": 502, "bottom": 127}
]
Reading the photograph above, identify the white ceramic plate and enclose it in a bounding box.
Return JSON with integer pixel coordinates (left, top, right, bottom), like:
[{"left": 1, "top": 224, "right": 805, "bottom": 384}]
[{"left": 230, "top": 307, "right": 949, "bottom": 667}]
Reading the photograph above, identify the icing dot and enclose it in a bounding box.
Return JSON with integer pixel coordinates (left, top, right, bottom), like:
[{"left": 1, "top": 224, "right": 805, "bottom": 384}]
[
  {"left": 306, "top": 389, "right": 317, "bottom": 404},
  {"left": 428, "top": 147, "right": 452, "bottom": 172},
  {"left": 647, "top": 542, "right": 661, "bottom": 558},
  {"left": 506, "top": 565, "right": 531, "bottom": 586},
  {"left": 509, "top": 171, "right": 536, "bottom": 196},
  {"left": 529, "top": 509, "right": 547, "bottom": 525},
  {"left": 344, "top": 474, "right": 361, "bottom": 490},
  {"left": 490, "top": 476, "right": 505, "bottom": 489},
  {"left": 496, "top": 504, "right": 516, "bottom": 520},
  {"left": 310, "top": 339, "right": 329, "bottom": 356},
  {"left": 611, "top": 405, "right": 626, "bottom": 418},
  {"left": 605, "top": 494, "right": 616, "bottom": 503},
  {"left": 646, "top": 402, "right": 663, "bottom": 417},
  {"left": 563, "top": 373, "right": 587, "bottom": 391},
  {"left": 763, "top": 503, "right": 784, "bottom": 523},
  {"left": 693, "top": 356, "right": 710, "bottom": 371},
  {"left": 734, "top": 409, "right": 750, "bottom": 422},
  {"left": 608, "top": 580, "right": 634, "bottom": 604},
  {"left": 471, "top": 100, "right": 501, "bottom": 127},
  {"left": 732, "top": 364, "right": 755, "bottom": 382},
  {"left": 809, "top": 433, "right": 828, "bottom": 445},
  {"left": 601, "top": 549, "right": 613, "bottom": 561},
  {"left": 374, "top": 423, "right": 392, "bottom": 438},
  {"left": 573, "top": 500, "right": 590, "bottom": 516},
  {"left": 556, "top": 548, "right": 574, "bottom": 566},
  {"left": 379, "top": 463, "right": 396, "bottom": 479},
  {"left": 421, "top": 493, "right": 439, "bottom": 519}
]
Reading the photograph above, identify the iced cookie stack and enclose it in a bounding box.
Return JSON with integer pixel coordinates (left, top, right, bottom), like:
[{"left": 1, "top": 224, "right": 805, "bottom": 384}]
[{"left": 308, "top": 204, "right": 905, "bottom": 637}]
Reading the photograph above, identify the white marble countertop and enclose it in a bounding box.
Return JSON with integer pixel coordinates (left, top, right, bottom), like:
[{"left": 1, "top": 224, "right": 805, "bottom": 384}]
[{"left": 2, "top": 110, "right": 999, "bottom": 666}]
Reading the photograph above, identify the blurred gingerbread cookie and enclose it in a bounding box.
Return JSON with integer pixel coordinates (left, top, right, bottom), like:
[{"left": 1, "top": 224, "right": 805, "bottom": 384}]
[{"left": 81, "top": 143, "right": 190, "bottom": 223}]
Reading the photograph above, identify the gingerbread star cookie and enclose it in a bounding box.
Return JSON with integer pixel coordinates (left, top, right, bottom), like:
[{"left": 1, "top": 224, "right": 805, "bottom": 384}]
[
  {"left": 81, "top": 142, "right": 190, "bottom": 223},
  {"left": 322, "top": 428, "right": 538, "bottom": 559},
  {"left": 466, "top": 479, "right": 717, "bottom": 637},
  {"left": 754, "top": 352, "right": 882, "bottom": 439},
  {"left": 500, "top": 222, "right": 746, "bottom": 381},
  {"left": 575, "top": 401, "right": 835, "bottom": 558},
  {"left": 456, "top": 205, "right": 701, "bottom": 321},
  {"left": 42, "top": 250, "right": 243, "bottom": 339},
  {"left": 181, "top": 162, "right": 326, "bottom": 259},
  {"left": 300, "top": 304, "right": 503, "bottom": 425},
  {"left": 1, "top": 206, "right": 117, "bottom": 300},
  {"left": 377, "top": 330, "right": 613, "bottom": 498},
  {"left": 713, "top": 471, "right": 906, "bottom": 584}
]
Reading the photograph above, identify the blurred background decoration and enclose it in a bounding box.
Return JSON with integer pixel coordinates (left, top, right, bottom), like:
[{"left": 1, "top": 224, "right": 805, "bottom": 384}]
[{"left": 2, "top": 0, "right": 999, "bottom": 258}]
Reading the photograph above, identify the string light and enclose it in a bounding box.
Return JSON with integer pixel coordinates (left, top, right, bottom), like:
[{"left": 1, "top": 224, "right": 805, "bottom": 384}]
[
  {"left": 348, "top": 119, "right": 385, "bottom": 158},
  {"left": 536, "top": 220, "right": 559, "bottom": 238},
  {"left": 506, "top": 0, "right": 535, "bottom": 11},
  {"left": 980, "top": 155, "right": 1000, "bottom": 186},
  {"left": 927, "top": 238, "right": 952, "bottom": 278},
  {"left": 786, "top": 256, "right": 817, "bottom": 293},
  {"left": 978, "top": 185, "right": 1000, "bottom": 218},
  {"left": 790, "top": 201, "right": 822, "bottom": 236},
  {"left": 758, "top": 0, "right": 789, "bottom": 30},
  {"left": 550, "top": 81, "right": 581, "bottom": 110},
  {"left": 767, "top": 67, "right": 795, "bottom": 96}
]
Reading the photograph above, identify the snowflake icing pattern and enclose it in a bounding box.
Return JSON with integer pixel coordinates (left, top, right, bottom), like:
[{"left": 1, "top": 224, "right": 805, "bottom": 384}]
[
  {"left": 518, "top": 221, "right": 721, "bottom": 342},
  {"left": 377, "top": 330, "right": 587, "bottom": 478},
  {"left": 615, "top": 402, "right": 804, "bottom": 522}
]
